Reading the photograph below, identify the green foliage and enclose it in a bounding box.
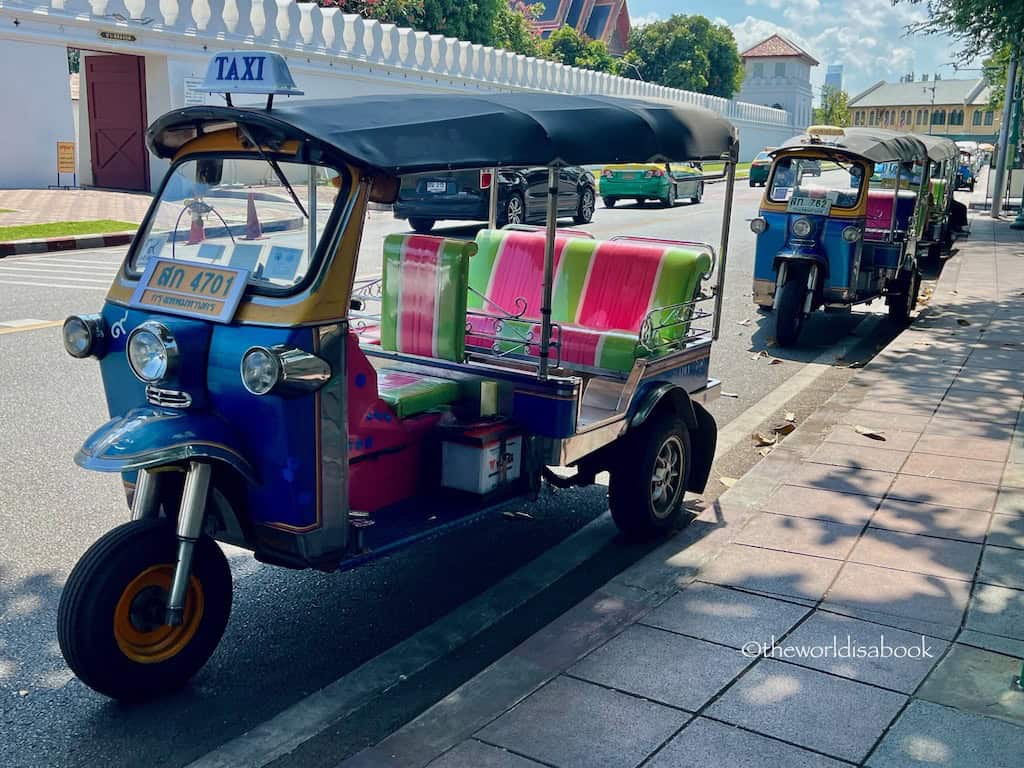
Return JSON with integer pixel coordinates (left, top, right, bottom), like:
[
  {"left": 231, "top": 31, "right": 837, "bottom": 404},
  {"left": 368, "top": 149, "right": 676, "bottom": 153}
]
[
  {"left": 895, "top": 0, "right": 1024, "bottom": 61},
  {"left": 312, "top": 0, "right": 424, "bottom": 27},
  {"left": 812, "top": 86, "right": 850, "bottom": 127},
  {"left": 492, "top": 1, "right": 543, "bottom": 57},
  {"left": 420, "top": 0, "right": 502, "bottom": 44},
  {"left": 984, "top": 45, "right": 1011, "bottom": 109},
  {"left": 539, "top": 25, "right": 616, "bottom": 72},
  {"left": 622, "top": 14, "right": 743, "bottom": 97}
]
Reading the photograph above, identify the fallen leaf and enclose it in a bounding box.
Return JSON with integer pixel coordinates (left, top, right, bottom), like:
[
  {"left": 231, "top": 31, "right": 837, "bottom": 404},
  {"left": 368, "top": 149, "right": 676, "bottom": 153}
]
[
  {"left": 736, "top": 318, "right": 751, "bottom": 326},
  {"left": 847, "top": 361, "right": 863, "bottom": 369},
  {"left": 752, "top": 431, "right": 777, "bottom": 447},
  {"left": 854, "top": 425, "right": 887, "bottom": 441},
  {"left": 773, "top": 422, "right": 796, "bottom": 436},
  {"left": 720, "top": 476, "right": 737, "bottom": 488},
  {"left": 785, "top": 412, "right": 796, "bottom": 422},
  {"left": 956, "top": 318, "right": 971, "bottom": 326},
  {"left": 758, "top": 446, "right": 773, "bottom": 457},
  {"left": 720, "top": 391, "right": 740, "bottom": 398}
]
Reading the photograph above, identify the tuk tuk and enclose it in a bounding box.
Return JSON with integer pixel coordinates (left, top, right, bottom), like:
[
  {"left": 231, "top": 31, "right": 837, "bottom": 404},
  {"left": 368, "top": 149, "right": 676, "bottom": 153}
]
[
  {"left": 751, "top": 126, "right": 928, "bottom": 346},
  {"left": 57, "top": 51, "right": 739, "bottom": 699},
  {"left": 916, "top": 134, "right": 959, "bottom": 260},
  {"left": 955, "top": 148, "right": 977, "bottom": 191}
]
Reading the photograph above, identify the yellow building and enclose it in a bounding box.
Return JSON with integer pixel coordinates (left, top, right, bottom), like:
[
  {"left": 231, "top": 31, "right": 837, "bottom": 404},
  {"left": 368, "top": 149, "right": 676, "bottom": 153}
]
[{"left": 848, "top": 76, "right": 999, "bottom": 142}]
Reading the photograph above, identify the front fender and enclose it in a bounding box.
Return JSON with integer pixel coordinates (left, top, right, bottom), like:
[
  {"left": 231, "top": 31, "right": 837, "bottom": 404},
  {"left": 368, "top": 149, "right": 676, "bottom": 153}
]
[
  {"left": 773, "top": 250, "right": 829, "bottom": 280},
  {"left": 75, "top": 407, "right": 258, "bottom": 484}
]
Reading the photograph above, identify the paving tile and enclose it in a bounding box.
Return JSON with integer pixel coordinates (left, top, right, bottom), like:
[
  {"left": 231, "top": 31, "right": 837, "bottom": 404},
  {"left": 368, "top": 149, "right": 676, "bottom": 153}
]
[
  {"left": 861, "top": 394, "right": 940, "bottom": 416},
  {"left": 922, "top": 416, "right": 1015, "bottom": 440},
  {"left": 911, "top": 433, "right": 1011, "bottom": 462},
  {"left": 1002, "top": 462, "right": 1024, "bottom": 488},
  {"left": 569, "top": 625, "right": 749, "bottom": 711},
  {"left": 706, "top": 658, "right": 906, "bottom": 762},
  {"left": 887, "top": 475, "right": 998, "bottom": 511},
  {"left": 934, "top": 400, "right": 1020, "bottom": 424},
  {"left": 777, "top": 611, "right": 946, "bottom": 693},
  {"left": 996, "top": 488, "right": 1024, "bottom": 517},
  {"left": 839, "top": 409, "right": 932, "bottom": 433},
  {"left": 977, "top": 544, "right": 1024, "bottom": 589},
  {"left": 958, "top": 629, "right": 1024, "bottom": 659},
  {"left": 427, "top": 741, "right": 546, "bottom": 768},
  {"left": 761, "top": 485, "right": 881, "bottom": 526},
  {"left": 823, "top": 562, "right": 970, "bottom": 634},
  {"left": 647, "top": 717, "right": 847, "bottom": 768},
  {"left": 786, "top": 462, "right": 896, "bottom": 498},
  {"left": 699, "top": 545, "right": 843, "bottom": 603},
  {"left": 870, "top": 499, "right": 991, "bottom": 543},
  {"left": 848, "top": 529, "right": 982, "bottom": 581},
  {"left": 734, "top": 513, "right": 862, "bottom": 560},
  {"left": 987, "top": 514, "right": 1024, "bottom": 550},
  {"left": 966, "top": 585, "right": 1024, "bottom": 647},
  {"left": 899, "top": 453, "right": 1006, "bottom": 485},
  {"left": 824, "top": 424, "right": 922, "bottom": 452},
  {"left": 807, "top": 442, "right": 909, "bottom": 473},
  {"left": 917, "top": 643, "right": 1024, "bottom": 727},
  {"left": 643, "top": 582, "right": 809, "bottom": 650},
  {"left": 478, "top": 676, "right": 688, "bottom": 768},
  {"left": 964, "top": 347, "right": 1024, "bottom": 371},
  {"left": 868, "top": 699, "right": 1024, "bottom": 768}
]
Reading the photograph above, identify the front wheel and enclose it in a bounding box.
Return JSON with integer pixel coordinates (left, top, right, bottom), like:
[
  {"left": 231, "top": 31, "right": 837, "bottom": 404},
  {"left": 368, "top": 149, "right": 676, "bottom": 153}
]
[
  {"left": 574, "top": 187, "right": 595, "bottom": 224},
  {"left": 409, "top": 217, "right": 435, "bottom": 234},
  {"left": 775, "top": 263, "right": 809, "bottom": 347},
  {"left": 660, "top": 186, "right": 675, "bottom": 208},
  {"left": 499, "top": 193, "right": 525, "bottom": 227},
  {"left": 888, "top": 266, "right": 920, "bottom": 326},
  {"left": 602, "top": 196, "right": 617, "bottom": 208},
  {"left": 691, "top": 181, "right": 704, "bottom": 204},
  {"left": 609, "top": 416, "right": 692, "bottom": 539},
  {"left": 58, "top": 519, "right": 232, "bottom": 700}
]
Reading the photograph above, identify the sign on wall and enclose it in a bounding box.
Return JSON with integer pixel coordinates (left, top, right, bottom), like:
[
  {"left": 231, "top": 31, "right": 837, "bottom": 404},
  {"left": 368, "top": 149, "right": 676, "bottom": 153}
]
[
  {"left": 57, "top": 141, "right": 75, "bottom": 173},
  {"left": 183, "top": 76, "right": 207, "bottom": 106}
]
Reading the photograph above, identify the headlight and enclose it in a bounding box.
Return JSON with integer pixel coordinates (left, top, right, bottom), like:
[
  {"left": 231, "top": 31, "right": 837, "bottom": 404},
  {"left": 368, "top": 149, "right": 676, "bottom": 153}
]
[
  {"left": 241, "top": 345, "right": 331, "bottom": 396},
  {"left": 750, "top": 217, "right": 768, "bottom": 234},
  {"left": 127, "top": 322, "right": 177, "bottom": 383},
  {"left": 842, "top": 226, "right": 862, "bottom": 243},
  {"left": 63, "top": 314, "right": 104, "bottom": 358},
  {"left": 791, "top": 217, "right": 813, "bottom": 238}
]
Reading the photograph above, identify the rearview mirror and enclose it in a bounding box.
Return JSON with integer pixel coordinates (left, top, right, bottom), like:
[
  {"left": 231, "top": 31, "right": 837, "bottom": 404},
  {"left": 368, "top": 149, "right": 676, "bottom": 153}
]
[
  {"left": 369, "top": 174, "right": 400, "bottom": 205},
  {"left": 195, "top": 158, "right": 223, "bottom": 186}
]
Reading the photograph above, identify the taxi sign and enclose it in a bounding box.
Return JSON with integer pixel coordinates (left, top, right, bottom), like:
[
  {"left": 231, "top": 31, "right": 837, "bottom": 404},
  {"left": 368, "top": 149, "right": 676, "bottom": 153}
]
[{"left": 199, "top": 51, "right": 304, "bottom": 96}]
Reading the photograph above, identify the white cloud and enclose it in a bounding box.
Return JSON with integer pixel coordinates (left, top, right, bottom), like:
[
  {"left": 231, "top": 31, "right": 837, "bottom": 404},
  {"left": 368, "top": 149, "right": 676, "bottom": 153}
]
[{"left": 632, "top": 11, "right": 662, "bottom": 27}]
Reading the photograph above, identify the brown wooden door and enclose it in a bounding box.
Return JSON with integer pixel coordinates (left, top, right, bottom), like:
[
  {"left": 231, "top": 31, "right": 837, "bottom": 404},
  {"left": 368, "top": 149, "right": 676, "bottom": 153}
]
[{"left": 86, "top": 55, "right": 148, "bottom": 191}]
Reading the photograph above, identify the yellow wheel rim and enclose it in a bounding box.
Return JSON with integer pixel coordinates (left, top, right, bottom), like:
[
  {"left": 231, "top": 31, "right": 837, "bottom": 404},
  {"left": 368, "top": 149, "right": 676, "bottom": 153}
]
[{"left": 113, "top": 565, "right": 204, "bottom": 664}]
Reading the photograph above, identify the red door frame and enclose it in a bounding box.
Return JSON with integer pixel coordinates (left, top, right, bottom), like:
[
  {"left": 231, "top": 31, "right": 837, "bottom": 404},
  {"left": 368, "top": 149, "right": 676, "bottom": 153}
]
[{"left": 86, "top": 54, "right": 150, "bottom": 192}]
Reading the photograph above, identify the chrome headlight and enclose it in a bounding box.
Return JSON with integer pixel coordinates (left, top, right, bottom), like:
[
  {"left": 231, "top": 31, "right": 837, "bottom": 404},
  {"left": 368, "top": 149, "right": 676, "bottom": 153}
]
[
  {"left": 241, "top": 345, "right": 331, "bottom": 396},
  {"left": 63, "top": 314, "right": 104, "bottom": 358},
  {"left": 127, "top": 322, "right": 177, "bottom": 383},
  {"left": 791, "top": 217, "right": 813, "bottom": 238},
  {"left": 750, "top": 217, "right": 768, "bottom": 234},
  {"left": 842, "top": 226, "right": 862, "bottom": 243}
]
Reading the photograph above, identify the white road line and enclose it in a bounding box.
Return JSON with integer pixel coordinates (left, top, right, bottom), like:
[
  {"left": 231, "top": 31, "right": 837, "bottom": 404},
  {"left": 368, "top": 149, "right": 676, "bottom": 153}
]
[
  {"left": 0, "top": 268, "right": 113, "bottom": 283},
  {"left": 0, "top": 279, "right": 107, "bottom": 291},
  {"left": 9, "top": 257, "right": 124, "bottom": 267}
]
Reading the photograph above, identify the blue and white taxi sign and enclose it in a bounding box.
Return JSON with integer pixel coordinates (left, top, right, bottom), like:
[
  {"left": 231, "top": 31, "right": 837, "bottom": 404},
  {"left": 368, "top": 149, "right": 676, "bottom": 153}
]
[{"left": 199, "top": 51, "right": 304, "bottom": 96}]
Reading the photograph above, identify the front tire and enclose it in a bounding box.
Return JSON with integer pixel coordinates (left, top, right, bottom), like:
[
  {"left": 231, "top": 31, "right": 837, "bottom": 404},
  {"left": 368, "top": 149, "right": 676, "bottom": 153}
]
[
  {"left": 499, "top": 193, "right": 525, "bottom": 227},
  {"left": 888, "top": 266, "right": 920, "bottom": 326},
  {"left": 574, "top": 187, "right": 595, "bottom": 224},
  {"left": 58, "top": 519, "right": 232, "bottom": 701},
  {"left": 660, "top": 186, "right": 675, "bottom": 208},
  {"left": 409, "top": 217, "right": 435, "bottom": 234},
  {"left": 609, "top": 416, "right": 691, "bottom": 539},
  {"left": 775, "top": 263, "right": 809, "bottom": 347},
  {"left": 691, "top": 181, "right": 704, "bottom": 204}
]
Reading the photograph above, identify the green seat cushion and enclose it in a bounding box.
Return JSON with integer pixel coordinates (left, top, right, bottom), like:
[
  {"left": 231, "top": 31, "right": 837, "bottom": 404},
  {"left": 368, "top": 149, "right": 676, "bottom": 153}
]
[{"left": 377, "top": 370, "right": 460, "bottom": 419}]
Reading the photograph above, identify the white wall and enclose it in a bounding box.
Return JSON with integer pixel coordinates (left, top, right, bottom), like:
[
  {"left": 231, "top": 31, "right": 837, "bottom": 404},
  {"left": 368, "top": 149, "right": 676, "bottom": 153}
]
[{"left": 0, "top": 39, "right": 75, "bottom": 188}]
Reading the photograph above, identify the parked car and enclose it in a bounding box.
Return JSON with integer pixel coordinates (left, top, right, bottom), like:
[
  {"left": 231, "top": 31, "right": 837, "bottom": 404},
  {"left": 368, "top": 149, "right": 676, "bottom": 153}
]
[
  {"left": 749, "top": 150, "right": 775, "bottom": 187},
  {"left": 599, "top": 163, "right": 704, "bottom": 208},
  {"left": 394, "top": 167, "right": 596, "bottom": 233}
]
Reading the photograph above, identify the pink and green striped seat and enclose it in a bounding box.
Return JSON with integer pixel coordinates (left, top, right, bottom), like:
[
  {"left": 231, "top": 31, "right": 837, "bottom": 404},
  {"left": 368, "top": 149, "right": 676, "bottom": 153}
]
[
  {"left": 466, "top": 229, "right": 712, "bottom": 373},
  {"left": 378, "top": 234, "right": 473, "bottom": 418}
]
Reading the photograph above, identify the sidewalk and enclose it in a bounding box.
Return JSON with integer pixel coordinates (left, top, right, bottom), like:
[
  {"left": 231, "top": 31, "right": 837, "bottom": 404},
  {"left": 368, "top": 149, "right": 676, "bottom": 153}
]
[{"left": 342, "top": 217, "right": 1024, "bottom": 768}]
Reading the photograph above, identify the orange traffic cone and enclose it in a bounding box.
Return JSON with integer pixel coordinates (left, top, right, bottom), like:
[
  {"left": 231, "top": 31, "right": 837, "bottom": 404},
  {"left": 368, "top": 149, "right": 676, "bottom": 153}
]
[
  {"left": 244, "top": 192, "right": 263, "bottom": 240},
  {"left": 187, "top": 213, "right": 205, "bottom": 245}
]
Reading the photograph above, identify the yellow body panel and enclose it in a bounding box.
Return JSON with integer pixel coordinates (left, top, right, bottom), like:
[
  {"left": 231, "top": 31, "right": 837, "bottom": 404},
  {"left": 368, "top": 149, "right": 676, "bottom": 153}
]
[{"left": 758, "top": 148, "right": 870, "bottom": 219}]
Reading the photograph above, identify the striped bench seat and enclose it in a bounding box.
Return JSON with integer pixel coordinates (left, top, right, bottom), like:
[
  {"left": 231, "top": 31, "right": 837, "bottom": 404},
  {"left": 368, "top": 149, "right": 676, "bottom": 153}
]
[
  {"left": 466, "top": 229, "right": 713, "bottom": 373},
  {"left": 865, "top": 189, "right": 917, "bottom": 241}
]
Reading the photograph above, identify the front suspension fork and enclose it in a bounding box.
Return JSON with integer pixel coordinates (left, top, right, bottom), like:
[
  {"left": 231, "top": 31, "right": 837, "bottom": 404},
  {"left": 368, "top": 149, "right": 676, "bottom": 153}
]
[{"left": 131, "top": 462, "right": 210, "bottom": 626}]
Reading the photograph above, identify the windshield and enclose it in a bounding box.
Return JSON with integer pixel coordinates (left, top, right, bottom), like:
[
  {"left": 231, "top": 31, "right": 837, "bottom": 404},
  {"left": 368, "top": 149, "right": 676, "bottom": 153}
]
[
  {"left": 755, "top": 152, "right": 771, "bottom": 161},
  {"left": 130, "top": 157, "right": 339, "bottom": 292},
  {"left": 768, "top": 156, "right": 862, "bottom": 208}
]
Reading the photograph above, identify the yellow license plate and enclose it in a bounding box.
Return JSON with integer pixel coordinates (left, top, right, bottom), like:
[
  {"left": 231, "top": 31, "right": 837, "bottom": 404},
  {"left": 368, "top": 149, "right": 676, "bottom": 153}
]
[{"left": 130, "top": 258, "right": 249, "bottom": 322}]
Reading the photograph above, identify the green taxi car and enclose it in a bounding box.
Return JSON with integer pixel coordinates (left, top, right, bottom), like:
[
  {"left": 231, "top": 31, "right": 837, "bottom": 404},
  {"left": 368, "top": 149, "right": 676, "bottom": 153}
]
[
  {"left": 749, "top": 150, "right": 773, "bottom": 187},
  {"left": 600, "top": 163, "right": 704, "bottom": 208}
]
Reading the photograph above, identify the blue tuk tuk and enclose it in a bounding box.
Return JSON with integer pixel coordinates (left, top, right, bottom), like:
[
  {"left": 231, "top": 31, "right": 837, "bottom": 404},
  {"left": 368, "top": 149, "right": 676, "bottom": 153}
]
[
  {"left": 750, "top": 126, "right": 929, "bottom": 346},
  {"left": 57, "top": 52, "right": 740, "bottom": 699}
]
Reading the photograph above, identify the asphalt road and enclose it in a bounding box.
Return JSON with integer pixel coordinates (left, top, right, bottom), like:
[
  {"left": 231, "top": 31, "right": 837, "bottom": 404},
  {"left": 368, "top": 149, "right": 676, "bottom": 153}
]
[{"left": 0, "top": 180, "right": 936, "bottom": 767}]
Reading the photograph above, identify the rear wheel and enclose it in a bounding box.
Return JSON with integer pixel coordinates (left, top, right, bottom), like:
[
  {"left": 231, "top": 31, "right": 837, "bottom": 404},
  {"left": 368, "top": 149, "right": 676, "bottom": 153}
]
[
  {"left": 691, "top": 181, "right": 704, "bottom": 204},
  {"left": 574, "top": 187, "right": 595, "bottom": 224},
  {"left": 888, "top": 266, "right": 920, "bottom": 325},
  {"left": 775, "top": 263, "right": 809, "bottom": 347},
  {"left": 602, "top": 196, "right": 617, "bottom": 208},
  {"left": 409, "top": 217, "right": 435, "bottom": 234},
  {"left": 609, "top": 416, "right": 691, "bottom": 539},
  {"left": 57, "top": 519, "right": 232, "bottom": 701},
  {"left": 660, "top": 185, "right": 675, "bottom": 208}
]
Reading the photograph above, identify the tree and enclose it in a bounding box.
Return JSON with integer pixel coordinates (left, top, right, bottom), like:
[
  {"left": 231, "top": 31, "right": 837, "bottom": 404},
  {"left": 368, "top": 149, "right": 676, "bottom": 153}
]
[
  {"left": 983, "top": 44, "right": 1011, "bottom": 109},
  {"left": 622, "top": 14, "right": 743, "bottom": 97},
  {"left": 812, "top": 86, "right": 850, "bottom": 126},
  {"left": 491, "top": 1, "right": 543, "bottom": 57},
  {"left": 313, "top": 0, "right": 424, "bottom": 27},
  {"left": 895, "top": 0, "right": 1024, "bottom": 62},
  {"left": 420, "top": 0, "right": 502, "bottom": 45},
  {"left": 539, "top": 25, "right": 616, "bottom": 72}
]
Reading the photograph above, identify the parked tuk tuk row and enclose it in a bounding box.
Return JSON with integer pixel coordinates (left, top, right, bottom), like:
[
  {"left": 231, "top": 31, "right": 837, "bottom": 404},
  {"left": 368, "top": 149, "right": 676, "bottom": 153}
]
[
  {"left": 750, "top": 126, "right": 962, "bottom": 346},
  {"left": 57, "top": 51, "right": 740, "bottom": 700}
]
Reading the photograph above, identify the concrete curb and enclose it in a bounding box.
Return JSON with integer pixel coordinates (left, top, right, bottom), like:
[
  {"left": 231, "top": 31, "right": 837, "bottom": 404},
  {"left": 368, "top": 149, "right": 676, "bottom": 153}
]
[{"left": 0, "top": 230, "right": 135, "bottom": 257}]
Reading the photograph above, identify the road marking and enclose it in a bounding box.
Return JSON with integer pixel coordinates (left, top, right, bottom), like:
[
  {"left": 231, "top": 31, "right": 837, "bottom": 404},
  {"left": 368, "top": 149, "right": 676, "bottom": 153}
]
[
  {"left": 0, "top": 278, "right": 108, "bottom": 291},
  {"left": 0, "top": 319, "right": 62, "bottom": 334},
  {"left": 0, "top": 260, "right": 122, "bottom": 272},
  {"left": 0, "top": 266, "right": 113, "bottom": 283}
]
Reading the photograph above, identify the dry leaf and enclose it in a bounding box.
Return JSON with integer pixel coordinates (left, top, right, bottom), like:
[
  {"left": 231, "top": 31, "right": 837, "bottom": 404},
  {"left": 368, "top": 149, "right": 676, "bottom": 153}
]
[
  {"left": 854, "top": 425, "right": 887, "bottom": 441},
  {"left": 752, "top": 431, "right": 777, "bottom": 447},
  {"left": 785, "top": 412, "right": 796, "bottom": 422},
  {"left": 720, "top": 476, "right": 737, "bottom": 488},
  {"left": 773, "top": 422, "right": 796, "bottom": 436},
  {"left": 737, "top": 318, "right": 751, "bottom": 326},
  {"left": 721, "top": 391, "right": 740, "bottom": 398},
  {"left": 758, "top": 446, "right": 773, "bottom": 457}
]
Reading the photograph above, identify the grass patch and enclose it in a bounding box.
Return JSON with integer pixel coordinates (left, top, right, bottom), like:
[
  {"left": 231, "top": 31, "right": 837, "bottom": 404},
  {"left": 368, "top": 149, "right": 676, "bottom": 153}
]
[
  {"left": 0, "top": 219, "right": 137, "bottom": 242},
  {"left": 0, "top": 209, "right": 14, "bottom": 214},
  {"left": 702, "top": 161, "right": 752, "bottom": 175}
]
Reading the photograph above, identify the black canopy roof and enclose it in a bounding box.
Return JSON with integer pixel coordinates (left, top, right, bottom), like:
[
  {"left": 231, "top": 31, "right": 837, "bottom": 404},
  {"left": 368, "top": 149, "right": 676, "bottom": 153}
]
[
  {"left": 775, "top": 127, "right": 927, "bottom": 164},
  {"left": 147, "top": 92, "right": 739, "bottom": 173},
  {"left": 913, "top": 133, "right": 959, "bottom": 163}
]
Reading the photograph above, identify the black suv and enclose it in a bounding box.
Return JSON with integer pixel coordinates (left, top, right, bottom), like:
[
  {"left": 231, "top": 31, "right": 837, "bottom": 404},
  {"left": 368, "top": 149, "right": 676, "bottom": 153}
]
[{"left": 394, "top": 167, "right": 597, "bottom": 233}]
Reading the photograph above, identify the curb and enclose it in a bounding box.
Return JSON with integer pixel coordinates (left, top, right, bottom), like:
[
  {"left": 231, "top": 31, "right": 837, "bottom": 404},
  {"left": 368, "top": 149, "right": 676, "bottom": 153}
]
[{"left": 0, "top": 230, "right": 135, "bottom": 258}]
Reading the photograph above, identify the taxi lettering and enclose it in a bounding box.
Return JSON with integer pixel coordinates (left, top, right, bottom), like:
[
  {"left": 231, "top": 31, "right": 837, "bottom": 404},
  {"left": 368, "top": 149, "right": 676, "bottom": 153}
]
[{"left": 214, "top": 55, "right": 266, "bottom": 82}]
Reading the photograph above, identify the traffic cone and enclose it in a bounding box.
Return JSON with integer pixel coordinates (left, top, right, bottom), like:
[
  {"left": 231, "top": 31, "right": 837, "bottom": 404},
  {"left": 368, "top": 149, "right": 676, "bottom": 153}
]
[
  {"left": 187, "top": 213, "right": 205, "bottom": 245},
  {"left": 244, "top": 192, "right": 263, "bottom": 240}
]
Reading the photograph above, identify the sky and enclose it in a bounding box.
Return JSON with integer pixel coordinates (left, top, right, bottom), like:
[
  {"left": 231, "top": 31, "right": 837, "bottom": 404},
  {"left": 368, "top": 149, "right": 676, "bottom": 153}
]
[{"left": 627, "top": 0, "right": 982, "bottom": 100}]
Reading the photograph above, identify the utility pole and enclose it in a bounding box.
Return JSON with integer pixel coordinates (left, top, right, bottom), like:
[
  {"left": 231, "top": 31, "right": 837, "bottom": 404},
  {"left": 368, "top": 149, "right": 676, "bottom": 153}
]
[{"left": 991, "top": 45, "right": 1019, "bottom": 218}]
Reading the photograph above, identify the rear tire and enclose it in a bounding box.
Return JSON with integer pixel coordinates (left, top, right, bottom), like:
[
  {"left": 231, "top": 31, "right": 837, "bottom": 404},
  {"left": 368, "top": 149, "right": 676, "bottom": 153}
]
[
  {"left": 602, "top": 196, "right": 617, "bottom": 208},
  {"left": 888, "top": 266, "right": 920, "bottom": 326},
  {"left": 409, "top": 217, "right": 435, "bottom": 234},
  {"left": 58, "top": 519, "right": 232, "bottom": 701},
  {"left": 574, "top": 187, "right": 595, "bottom": 224},
  {"left": 660, "top": 186, "right": 675, "bottom": 208},
  {"left": 774, "top": 264, "right": 809, "bottom": 347},
  {"left": 609, "top": 416, "right": 692, "bottom": 539},
  {"left": 691, "top": 181, "right": 704, "bottom": 204}
]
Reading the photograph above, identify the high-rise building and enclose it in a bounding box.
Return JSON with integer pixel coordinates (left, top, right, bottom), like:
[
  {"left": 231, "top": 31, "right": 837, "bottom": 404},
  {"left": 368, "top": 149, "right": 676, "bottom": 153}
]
[{"left": 824, "top": 64, "right": 844, "bottom": 92}]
